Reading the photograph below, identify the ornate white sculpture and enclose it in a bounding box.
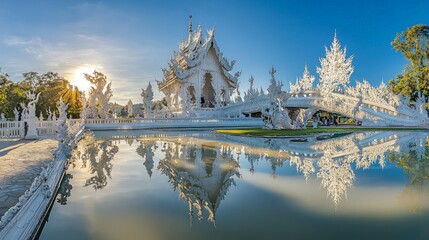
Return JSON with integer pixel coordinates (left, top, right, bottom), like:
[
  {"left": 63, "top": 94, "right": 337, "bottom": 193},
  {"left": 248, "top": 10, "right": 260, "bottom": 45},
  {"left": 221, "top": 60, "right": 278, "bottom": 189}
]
[
  {"left": 13, "top": 107, "right": 19, "bottom": 121},
  {"left": 263, "top": 98, "right": 293, "bottom": 129},
  {"left": 317, "top": 33, "right": 354, "bottom": 94},
  {"left": 415, "top": 93, "right": 429, "bottom": 124},
  {"left": 20, "top": 103, "right": 28, "bottom": 120},
  {"left": 290, "top": 65, "right": 315, "bottom": 92},
  {"left": 46, "top": 107, "right": 52, "bottom": 121},
  {"left": 127, "top": 99, "right": 134, "bottom": 117},
  {"left": 293, "top": 107, "right": 316, "bottom": 129},
  {"left": 24, "top": 91, "right": 41, "bottom": 139},
  {"left": 26, "top": 91, "right": 40, "bottom": 120},
  {"left": 243, "top": 76, "right": 260, "bottom": 102},
  {"left": 82, "top": 71, "right": 112, "bottom": 119},
  {"left": 141, "top": 82, "right": 154, "bottom": 118},
  {"left": 266, "top": 67, "right": 284, "bottom": 101},
  {"left": 234, "top": 81, "right": 243, "bottom": 103},
  {"left": 0, "top": 113, "right": 5, "bottom": 121},
  {"left": 58, "top": 97, "right": 68, "bottom": 121}
]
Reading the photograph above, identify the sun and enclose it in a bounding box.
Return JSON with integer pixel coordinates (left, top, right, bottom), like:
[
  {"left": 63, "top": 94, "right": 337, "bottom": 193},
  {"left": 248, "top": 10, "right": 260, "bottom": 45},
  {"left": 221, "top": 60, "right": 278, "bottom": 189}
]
[{"left": 70, "top": 67, "right": 94, "bottom": 93}]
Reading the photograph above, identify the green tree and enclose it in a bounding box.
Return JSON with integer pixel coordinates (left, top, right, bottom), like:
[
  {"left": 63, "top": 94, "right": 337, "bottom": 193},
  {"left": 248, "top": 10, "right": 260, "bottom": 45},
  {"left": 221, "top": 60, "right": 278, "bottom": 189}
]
[
  {"left": 0, "top": 69, "right": 27, "bottom": 119},
  {"left": 21, "top": 71, "right": 83, "bottom": 118},
  {"left": 389, "top": 24, "right": 429, "bottom": 103},
  {"left": 0, "top": 69, "right": 83, "bottom": 119}
]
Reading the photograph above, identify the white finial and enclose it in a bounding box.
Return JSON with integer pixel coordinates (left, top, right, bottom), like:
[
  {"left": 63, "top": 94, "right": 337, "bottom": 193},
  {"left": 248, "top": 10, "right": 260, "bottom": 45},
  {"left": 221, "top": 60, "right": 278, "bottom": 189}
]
[{"left": 189, "top": 14, "right": 193, "bottom": 33}]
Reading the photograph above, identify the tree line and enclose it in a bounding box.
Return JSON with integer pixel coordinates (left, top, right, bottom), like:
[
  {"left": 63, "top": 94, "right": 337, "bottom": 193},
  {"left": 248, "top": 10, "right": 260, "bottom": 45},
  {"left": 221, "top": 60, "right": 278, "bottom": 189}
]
[{"left": 0, "top": 70, "right": 83, "bottom": 119}]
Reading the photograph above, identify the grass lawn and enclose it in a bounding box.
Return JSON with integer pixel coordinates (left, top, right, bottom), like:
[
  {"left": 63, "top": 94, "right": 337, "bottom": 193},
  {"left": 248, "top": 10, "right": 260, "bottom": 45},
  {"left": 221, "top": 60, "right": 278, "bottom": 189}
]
[{"left": 215, "top": 127, "right": 428, "bottom": 137}]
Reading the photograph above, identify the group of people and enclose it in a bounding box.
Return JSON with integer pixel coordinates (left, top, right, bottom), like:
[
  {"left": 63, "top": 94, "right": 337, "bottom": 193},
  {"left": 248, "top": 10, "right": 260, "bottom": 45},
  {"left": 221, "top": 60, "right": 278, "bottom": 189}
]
[
  {"left": 322, "top": 117, "right": 338, "bottom": 126},
  {"left": 312, "top": 116, "right": 339, "bottom": 129}
]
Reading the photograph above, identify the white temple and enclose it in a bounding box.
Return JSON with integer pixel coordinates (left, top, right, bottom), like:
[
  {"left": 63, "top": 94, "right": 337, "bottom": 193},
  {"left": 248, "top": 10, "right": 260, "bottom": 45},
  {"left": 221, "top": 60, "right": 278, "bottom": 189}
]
[{"left": 156, "top": 16, "right": 241, "bottom": 117}]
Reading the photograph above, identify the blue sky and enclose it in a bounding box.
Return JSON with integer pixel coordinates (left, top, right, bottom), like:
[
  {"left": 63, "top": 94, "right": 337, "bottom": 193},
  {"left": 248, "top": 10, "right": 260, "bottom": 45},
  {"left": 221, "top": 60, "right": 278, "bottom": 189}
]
[{"left": 1, "top": 0, "right": 428, "bottom": 104}]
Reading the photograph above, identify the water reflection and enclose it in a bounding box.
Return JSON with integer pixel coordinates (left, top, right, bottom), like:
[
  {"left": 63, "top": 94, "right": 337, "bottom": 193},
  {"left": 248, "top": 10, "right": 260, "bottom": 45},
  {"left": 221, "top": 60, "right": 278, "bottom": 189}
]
[
  {"left": 136, "top": 139, "right": 157, "bottom": 178},
  {"left": 70, "top": 134, "right": 119, "bottom": 190},
  {"left": 388, "top": 138, "right": 429, "bottom": 212},
  {"left": 64, "top": 131, "right": 429, "bottom": 221},
  {"left": 157, "top": 138, "right": 240, "bottom": 225},
  {"left": 56, "top": 173, "right": 73, "bottom": 205},
  {"left": 282, "top": 131, "right": 428, "bottom": 205}
]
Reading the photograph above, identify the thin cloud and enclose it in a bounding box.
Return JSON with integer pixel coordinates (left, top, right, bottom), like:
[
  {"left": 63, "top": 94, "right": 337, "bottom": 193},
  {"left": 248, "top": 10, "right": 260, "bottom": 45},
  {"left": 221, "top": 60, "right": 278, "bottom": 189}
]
[{"left": 4, "top": 36, "right": 42, "bottom": 46}]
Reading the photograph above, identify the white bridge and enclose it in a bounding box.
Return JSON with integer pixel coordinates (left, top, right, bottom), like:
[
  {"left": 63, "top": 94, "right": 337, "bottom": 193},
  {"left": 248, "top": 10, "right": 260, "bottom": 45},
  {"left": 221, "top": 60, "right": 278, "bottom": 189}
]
[{"left": 220, "top": 90, "right": 428, "bottom": 127}]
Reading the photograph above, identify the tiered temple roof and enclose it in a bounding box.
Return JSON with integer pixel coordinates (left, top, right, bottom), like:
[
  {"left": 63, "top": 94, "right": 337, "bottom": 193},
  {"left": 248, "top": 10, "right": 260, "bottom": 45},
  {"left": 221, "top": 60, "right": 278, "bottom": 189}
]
[{"left": 157, "top": 16, "right": 239, "bottom": 91}]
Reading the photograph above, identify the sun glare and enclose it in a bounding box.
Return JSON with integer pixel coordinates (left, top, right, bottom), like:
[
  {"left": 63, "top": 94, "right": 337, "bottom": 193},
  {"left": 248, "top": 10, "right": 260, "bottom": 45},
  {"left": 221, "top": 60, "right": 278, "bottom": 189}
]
[{"left": 70, "top": 67, "right": 94, "bottom": 93}]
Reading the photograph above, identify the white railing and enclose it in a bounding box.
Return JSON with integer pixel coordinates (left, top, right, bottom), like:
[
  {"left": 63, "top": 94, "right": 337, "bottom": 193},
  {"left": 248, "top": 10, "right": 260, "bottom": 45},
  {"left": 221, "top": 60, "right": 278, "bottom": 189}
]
[
  {"left": 0, "top": 120, "right": 59, "bottom": 139},
  {"left": 84, "top": 117, "right": 264, "bottom": 130},
  {"left": 0, "top": 121, "right": 24, "bottom": 138},
  {"left": 37, "top": 120, "right": 57, "bottom": 135},
  {"left": 85, "top": 117, "right": 258, "bottom": 125}
]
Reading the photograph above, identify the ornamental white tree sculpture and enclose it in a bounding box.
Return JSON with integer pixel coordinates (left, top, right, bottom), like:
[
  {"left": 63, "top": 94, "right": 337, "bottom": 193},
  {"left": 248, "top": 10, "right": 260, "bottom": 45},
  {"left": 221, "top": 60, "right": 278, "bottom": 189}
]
[
  {"left": 243, "top": 76, "right": 259, "bottom": 102},
  {"left": 267, "top": 67, "right": 284, "bottom": 101},
  {"left": 83, "top": 71, "right": 113, "bottom": 119},
  {"left": 290, "top": 65, "right": 316, "bottom": 92},
  {"left": 141, "top": 82, "right": 154, "bottom": 118},
  {"left": 127, "top": 99, "right": 134, "bottom": 117},
  {"left": 317, "top": 33, "right": 354, "bottom": 94}
]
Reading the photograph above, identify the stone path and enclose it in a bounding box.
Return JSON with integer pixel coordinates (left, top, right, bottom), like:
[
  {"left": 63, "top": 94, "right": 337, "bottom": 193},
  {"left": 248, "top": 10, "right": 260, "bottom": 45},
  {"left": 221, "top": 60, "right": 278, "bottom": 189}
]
[{"left": 0, "top": 138, "right": 57, "bottom": 217}]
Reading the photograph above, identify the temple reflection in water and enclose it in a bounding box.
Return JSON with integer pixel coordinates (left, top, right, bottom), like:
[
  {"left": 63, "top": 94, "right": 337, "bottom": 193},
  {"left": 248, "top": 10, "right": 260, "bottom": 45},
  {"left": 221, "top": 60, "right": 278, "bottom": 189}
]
[{"left": 59, "top": 130, "right": 429, "bottom": 223}]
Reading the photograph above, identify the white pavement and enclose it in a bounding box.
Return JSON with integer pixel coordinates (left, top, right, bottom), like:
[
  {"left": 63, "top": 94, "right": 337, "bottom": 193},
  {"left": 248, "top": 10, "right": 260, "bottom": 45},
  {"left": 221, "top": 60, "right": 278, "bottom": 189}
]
[{"left": 0, "top": 138, "right": 57, "bottom": 217}]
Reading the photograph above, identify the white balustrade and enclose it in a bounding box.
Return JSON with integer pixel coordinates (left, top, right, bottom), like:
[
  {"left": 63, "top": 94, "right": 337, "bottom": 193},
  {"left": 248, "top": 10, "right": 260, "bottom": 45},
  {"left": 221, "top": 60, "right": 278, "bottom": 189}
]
[{"left": 0, "top": 121, "right": 24, "bottom": 138}]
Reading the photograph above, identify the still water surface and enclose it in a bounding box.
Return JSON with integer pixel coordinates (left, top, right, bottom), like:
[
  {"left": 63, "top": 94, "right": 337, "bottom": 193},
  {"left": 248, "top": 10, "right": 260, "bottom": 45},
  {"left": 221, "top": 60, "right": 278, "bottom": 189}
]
[{"left": 39, "top": 130, "right": 429, "bottom": 240}]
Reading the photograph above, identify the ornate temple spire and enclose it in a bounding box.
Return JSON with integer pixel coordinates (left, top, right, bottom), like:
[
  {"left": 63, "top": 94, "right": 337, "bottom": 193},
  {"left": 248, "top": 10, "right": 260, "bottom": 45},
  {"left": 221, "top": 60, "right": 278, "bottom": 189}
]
[
  {"left": 189, "top": 14, "right": 193, "bottom": 33},
  {"left": 187, "top": 14, "right": 193, "bottom": 44}
]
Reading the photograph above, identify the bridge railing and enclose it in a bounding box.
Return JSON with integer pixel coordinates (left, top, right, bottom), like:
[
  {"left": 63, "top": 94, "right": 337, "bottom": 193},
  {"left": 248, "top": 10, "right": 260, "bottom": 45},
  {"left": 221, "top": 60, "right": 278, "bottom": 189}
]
[{"left": 288, "top": 90, "right": 415, "bottom": 119}]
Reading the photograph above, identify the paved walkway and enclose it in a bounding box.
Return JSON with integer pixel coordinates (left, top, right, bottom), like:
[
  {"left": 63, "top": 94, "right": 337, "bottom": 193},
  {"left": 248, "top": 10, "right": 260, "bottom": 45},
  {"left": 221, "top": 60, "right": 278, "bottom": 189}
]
[{"left": 0, "top": 138, "right": 57, "bottom": 217}]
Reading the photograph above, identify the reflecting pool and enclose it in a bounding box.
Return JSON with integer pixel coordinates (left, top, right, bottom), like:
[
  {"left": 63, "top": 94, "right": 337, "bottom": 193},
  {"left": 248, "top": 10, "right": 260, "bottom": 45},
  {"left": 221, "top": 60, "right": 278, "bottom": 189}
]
[{"left": 39, "top": 130, "right": 429, "bottom": 240}]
